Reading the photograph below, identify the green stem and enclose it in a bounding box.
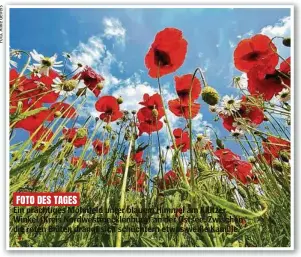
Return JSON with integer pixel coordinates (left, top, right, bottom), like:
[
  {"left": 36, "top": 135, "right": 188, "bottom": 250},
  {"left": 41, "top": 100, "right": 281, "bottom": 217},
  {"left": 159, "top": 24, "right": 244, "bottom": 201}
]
[{"left": 115, "top": 133, "right": 134, "bottom": 247}]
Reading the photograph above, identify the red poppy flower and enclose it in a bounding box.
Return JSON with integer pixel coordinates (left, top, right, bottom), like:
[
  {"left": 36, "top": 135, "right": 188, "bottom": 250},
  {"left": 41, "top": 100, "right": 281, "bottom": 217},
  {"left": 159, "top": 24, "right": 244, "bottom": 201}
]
[
  {"left": 133, "top": 170, "right": 147, "bottom": 192},
  {"left": 93, "top": 139, "right": 110, "bottom": 156},
  {"left": 234, "top": 34, "right": 278, "bottom": 74},
  {"left": 24, "top": 70, "right": 60, "bottom": 104},
  {"left": 30, "top": 126, "right": 54, "bottom": 151},
  {"left": 139, "top": 93, "right": 164, "bottom": 116},
  {"left": 10, "top": 70, "right": 32, "bottom": 114},
  {"left": 145, "top": 28, "right": 188, "bottom": 78},
  {"left": 70, "top": 157, "right": 87, "bottom": 169},
  {"left": 168, "top": 98, "right": 200, "bottom": 119},
  {"left": 262, "top": 136, "right": 290, "bottom": 158},
  {"left": 95, "top": 96, "right": 123, "bottom": 122},
  {"left": 214, "top": 148, "right": 241, "bottom": 169},
  {"left": 133, "top": 151, "right": 144, "bottom": 164},
  {"left": 220, "top": 96, "right": 264, "bottom": 131},
  {"left": 14, "top": 105, "right": 55, "bottom": 132},
  {"left": 172, "top": 128, "right": 190, "bottom": 152},
  {"left": 62, "top": 127, "right": 88, "bottom": 148},
  {"left": 257, "top": 152, "right": 273, "bottom": 165},
  {"left": 10, "top": 69, "right": 27, "bottom": 90},
  {"left": 247, "top": 65, "right": 289, "bottom": 101},
  {"left": 137, "top": 107, "right": 163, "bottom": 136},
  {"left": 158, "top": 170, "right": 179, "bottom": 189},
  {"left": 175, "top": 74, "right": 201, "bottom": 103},
  {"left": 50, "top": 102, "right": 77, "bottom": 119},
  {"left": 116, "top": 161, "right": 124, "bottom": 174},
  {"left": 214, "top": 149, "right": 257, "bottom": 184},
  {"left": 74, "top": 66, "right": 104, "bottom": 97}
]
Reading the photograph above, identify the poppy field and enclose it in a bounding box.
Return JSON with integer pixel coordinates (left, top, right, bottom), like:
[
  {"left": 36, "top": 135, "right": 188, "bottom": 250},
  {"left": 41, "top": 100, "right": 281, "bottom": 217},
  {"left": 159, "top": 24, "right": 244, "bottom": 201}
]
[{"left": 9, "top": 26, "right": 292, "bottom": 248}]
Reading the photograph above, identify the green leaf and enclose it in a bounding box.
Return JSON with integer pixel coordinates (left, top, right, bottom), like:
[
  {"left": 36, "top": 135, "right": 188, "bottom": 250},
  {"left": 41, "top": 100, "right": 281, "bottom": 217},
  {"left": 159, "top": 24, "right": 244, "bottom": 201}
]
[
  {"left": 11, "top": 107, "right": 48, "bottom": 123},
  {"left": 202, "top": 191, "right": 267, "bottom": 219},
  {"left": 223, "top": 224, "right": 257, "bottom": 246},
  {"left": 140, "top": 236, "right": 161, "bottom": 247},
  {"left": 10, "top": 140, "right": 62, "bottom": 176}
]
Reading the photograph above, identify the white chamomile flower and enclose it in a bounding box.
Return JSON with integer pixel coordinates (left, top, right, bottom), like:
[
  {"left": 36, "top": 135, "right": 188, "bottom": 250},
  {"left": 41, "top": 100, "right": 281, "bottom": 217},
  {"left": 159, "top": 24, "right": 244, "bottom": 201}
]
[
  {"left": 27, "top": 65, "right": 41, "bottom": 78},
  {"left": 231, "top": 128, "right": 245, "bottom": 138},
  {"left": 51, "top": 77, "right": 79, "bottom": 96},
  {"left": 62, "top": 52, "right": 74, "bottom": 62},
  {"left": 221, "top": 95, "right": 242, "bottom": 116},
  {"left": 10, "top": 49, "right": 22, "bottom": 59},
  {"left": 276, "top": 88, "right": 290, "bottom": 102},
  {"left": 30, "top": 49, "right": 63, "bottom": 76}
]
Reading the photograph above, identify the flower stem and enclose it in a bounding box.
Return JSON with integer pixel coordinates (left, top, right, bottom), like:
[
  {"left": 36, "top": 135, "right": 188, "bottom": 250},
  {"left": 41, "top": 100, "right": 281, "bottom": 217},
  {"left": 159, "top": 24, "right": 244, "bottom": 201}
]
[{"left": 115, "top": 133, "right": 134, "bottom": 247}]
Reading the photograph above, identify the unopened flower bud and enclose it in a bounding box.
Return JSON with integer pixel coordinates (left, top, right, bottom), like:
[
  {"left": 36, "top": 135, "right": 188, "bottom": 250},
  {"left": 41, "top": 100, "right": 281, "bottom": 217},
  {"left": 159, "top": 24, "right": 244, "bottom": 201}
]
[
  {"left": 76, "top": 128, "right": 87, "bottom": 138},
  {"left": 117, "top": 96, "right": 123, "bottom": 104},
  {"left": 282, "top": 37, "right": 291, "bottom": 47},
  {"left": 248, "top": 156, "right": 256, "bottom": 163},
  {"left": 197, "top": 134, "right": 203, "bottom": 141},
  {"left": 97, "top": 82, "right": 104, "bottom": 90},
  {"left": 279, "top": 151, "right": 290, "bottom": 163},
  {"left": 201, "top": 86, "right": 219, "bottom": 106},
  {"left": 105, "top": 124, "right": 112, "bottom": 133},
  {"left": 131, "top": 110, "right": 136, "bottom": 115},
  {"left": 54, "top": 111, "right": 62, "bottom": 117},
  {"left": 77, "top": 63, "right": 83, "bottom": 68},
  {"left": 152, "top": 108, "right": 159, "bottom": 118},
  {"left": 95, "top": 117, "right": 99, "bottom": 122},
  {"left": 272, "top": 160, "right": 283, "bottom": 172}
]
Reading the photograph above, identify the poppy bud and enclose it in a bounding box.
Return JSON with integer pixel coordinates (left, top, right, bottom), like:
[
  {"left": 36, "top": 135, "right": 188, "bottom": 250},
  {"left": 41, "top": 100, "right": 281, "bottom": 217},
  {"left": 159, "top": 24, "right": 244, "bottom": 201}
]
[
  {"left": 95, "top": 117, "right": 99, "bottom": 122},
  {"left": 131, "top": 110, "right": 136, "bottom": 115},
  {"left": 104, "top": 140, "right": 110, "bottom": 147},
  {"left": 272, "top": 160, "right": 283, "bottom": 172},
  {"left": 76, "top": 128, "right": 87, "bottom": 139},
  {"left": 287, "top": 119, "right": 291, "bottom": 126},
  {"left": 117, "top": 96, "right": 123, "bottom": 104},
  {"left": 279, "top": 151, "right": 290, "bottom": 163},
  {"left": 201, "top": 86, "right": 220, "bottom": 106},
  {"left": 77, "top": 63, "right": 83, "bottom": 68},
  {"left": 76, "top": 87, "right": 87, "bottom": 97},
  {"left": 197, "top": 134, "right": 203, "bottom": 142},
  {"left": 166, "top": 146, "right": 170, "bottom": 150},
  {"left": 54, "top": 111, "right": 62, "bottom": 117},
  {"left": 111, "top": 135, "right": 116, "bottom": 140},
  {"left": 263, "top": 116, "right": 269, "bottom": 121},
  {"left": 97, "top": 82, "right": 104, "bottom": 90},
  {"left": 11, "top": 151, "right": 18, "bottom": 159},
  {"left": 16, "top": 101, "right": 23, "bottom": 114},
  {"left": 248, "top": 156, "right": 256, "bottom": 164},
  {"left": 282, "top": 37, "right": 291, "bottom": 47},
  {"left": 105, "top": 124, "right": 112, "bottom": 133},
  {"left": 152, "top": 108, "right": 159, "bottom": 118}
]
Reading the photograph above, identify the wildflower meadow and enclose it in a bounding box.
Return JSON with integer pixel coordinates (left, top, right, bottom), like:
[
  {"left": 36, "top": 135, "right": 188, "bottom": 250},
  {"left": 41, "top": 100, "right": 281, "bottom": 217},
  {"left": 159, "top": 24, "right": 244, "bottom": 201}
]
[{"left": 9, "top": 16, "right": 292, "bottom": 248}]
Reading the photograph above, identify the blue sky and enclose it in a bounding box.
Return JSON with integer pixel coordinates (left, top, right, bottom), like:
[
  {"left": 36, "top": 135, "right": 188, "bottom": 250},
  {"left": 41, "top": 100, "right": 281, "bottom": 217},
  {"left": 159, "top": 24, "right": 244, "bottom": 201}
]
[{"left": 9, "top": 7, "right": 291, "bottom": 167}]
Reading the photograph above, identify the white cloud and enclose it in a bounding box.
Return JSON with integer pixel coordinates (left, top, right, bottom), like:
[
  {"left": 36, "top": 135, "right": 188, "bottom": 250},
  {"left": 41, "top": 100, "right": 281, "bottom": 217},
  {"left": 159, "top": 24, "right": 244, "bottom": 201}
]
[
  {"left": 260, "top": 16, "right": 291, "bottom": 38},
  {"left": 102, "top": 17, "right": 126, "bottom": 46}
]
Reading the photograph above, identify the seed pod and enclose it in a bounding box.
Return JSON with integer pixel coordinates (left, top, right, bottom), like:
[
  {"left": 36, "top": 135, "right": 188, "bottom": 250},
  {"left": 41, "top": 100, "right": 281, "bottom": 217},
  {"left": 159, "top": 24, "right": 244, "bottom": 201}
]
[
  {"left": 54, "top": 111, "right": 62, "bottom": 117},
  {"left": 117, "top": 96, "right": 123, "bottom": 104},
  {"left": 282, "top": 37, "right": 291, "bottom": 47},
  {"left": 201, "top": 86, "right": 220, "bottom": 106}
]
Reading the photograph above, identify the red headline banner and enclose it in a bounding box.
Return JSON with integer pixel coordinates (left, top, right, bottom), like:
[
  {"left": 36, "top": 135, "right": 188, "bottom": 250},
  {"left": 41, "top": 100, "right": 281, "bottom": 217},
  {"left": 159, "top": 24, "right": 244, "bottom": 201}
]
[{"left": 13, "top": 192, "right": 80, "bottom": 206}]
